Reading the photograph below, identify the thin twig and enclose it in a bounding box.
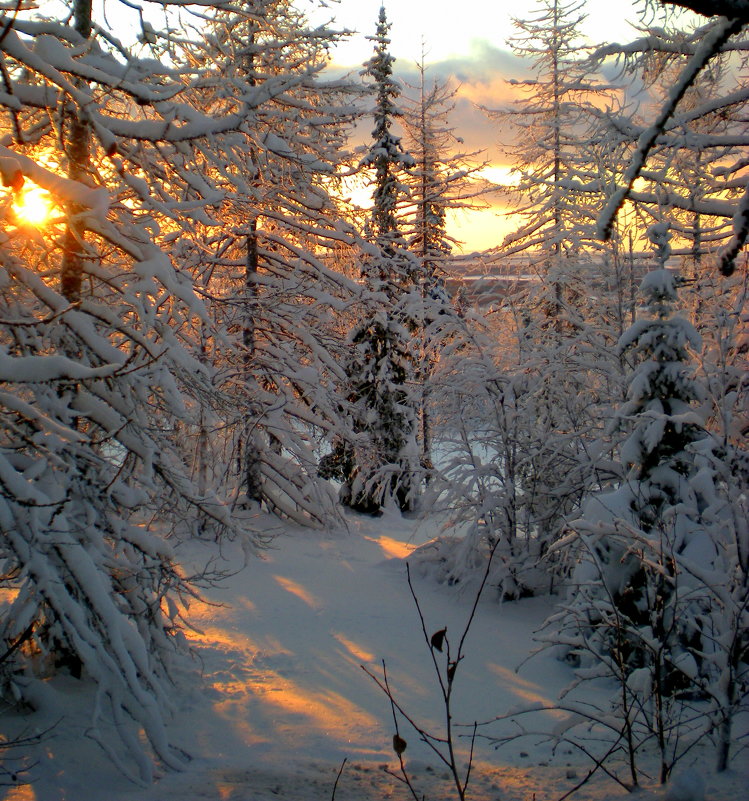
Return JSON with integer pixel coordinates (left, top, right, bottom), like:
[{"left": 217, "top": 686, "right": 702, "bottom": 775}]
[
  {"left": 330, "top": 757, "right": 347, "bottom": 801},
  {"left": 0, "top": 622, "right": 35, "bottom": 667},
  {"left": 381, "top": 661, "right": 421, "bottom": 801}
]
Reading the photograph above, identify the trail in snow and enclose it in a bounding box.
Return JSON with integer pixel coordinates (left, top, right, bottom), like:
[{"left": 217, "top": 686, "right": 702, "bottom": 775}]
[{"left": 2, "top": 512, "right": 746, "bottom": 801}]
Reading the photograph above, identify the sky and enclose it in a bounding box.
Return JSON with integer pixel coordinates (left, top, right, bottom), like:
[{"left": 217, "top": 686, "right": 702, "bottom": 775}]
[
  {"left": 306, "top": 0, "right": 651, "bottom": 253},
  {"left": 307, "top": 0, "right": 648, "bottom": 66},
  {"left": 19, "top": 1, "right": 670, "bottom": 254}
]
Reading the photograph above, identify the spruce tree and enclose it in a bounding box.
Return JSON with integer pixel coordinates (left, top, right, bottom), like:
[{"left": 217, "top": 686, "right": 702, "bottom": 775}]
[
  {"left": 564, "top": 252, "right": 716, "bottom": 691},
  {"left": 322, "top": 6, "right": 419, "bottom": 515},
  {"left": 547, "top": 250, "right": 749, "bottom": 779}
]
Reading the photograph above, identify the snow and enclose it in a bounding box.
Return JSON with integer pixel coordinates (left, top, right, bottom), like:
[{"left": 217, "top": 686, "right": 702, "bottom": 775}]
[
  {"left": 3, "top": 512, "right": 747, "bottom": 801},
  {"left": 665, "top": 768, "right": 706, "bottom": 801}
]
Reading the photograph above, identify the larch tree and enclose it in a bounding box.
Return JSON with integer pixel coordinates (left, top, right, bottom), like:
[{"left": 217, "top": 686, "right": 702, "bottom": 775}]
[
  {"left": 467, "top": 0, "right": 627, "bottom": 584},
  {"left": 596, "top": 6, "right": 749, "bottom": 275},
  {"left": 491, "top": 0, "right": 612, "bottom": 266},
  {"left": 168, "top": 0, "right": 362, "bottom": 528},
  {"left": 400, "top": 58, "right": 490, "bottom": 274},
  {"left": 399, "top": 57, "right": 491, "bottom": 478},
  {"left": 0, "top": 0, "right": 282, "bottom": 780}
]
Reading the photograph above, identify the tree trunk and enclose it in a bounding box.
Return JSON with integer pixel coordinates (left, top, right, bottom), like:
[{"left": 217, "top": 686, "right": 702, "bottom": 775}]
[
  {"left": 242, "top": 218, "right": 263, "bottom": 503},
  {"left": 60, "top": 0, "right": 93, "bottom": 302}
]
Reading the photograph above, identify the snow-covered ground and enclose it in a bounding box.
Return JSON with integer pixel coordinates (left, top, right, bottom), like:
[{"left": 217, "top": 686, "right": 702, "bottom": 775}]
[{"left": 2, "top": 512, "right": 746, "bottom": 801}]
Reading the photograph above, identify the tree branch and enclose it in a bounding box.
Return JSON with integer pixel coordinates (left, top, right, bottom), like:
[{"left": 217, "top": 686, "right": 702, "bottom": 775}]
[{"left": 659, "top": 0, "right": 749, "bottom": 22}]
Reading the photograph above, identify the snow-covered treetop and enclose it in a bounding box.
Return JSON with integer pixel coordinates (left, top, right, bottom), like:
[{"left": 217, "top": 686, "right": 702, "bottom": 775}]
[
  {"left": 617, "top": 266, "right": 706, "bottom": 484},
  {"left": 640, "top": 267, "right": 681, "bottom": 304},
  {"left": 359, "top": 5, "right": 414, "bottom": 253}
]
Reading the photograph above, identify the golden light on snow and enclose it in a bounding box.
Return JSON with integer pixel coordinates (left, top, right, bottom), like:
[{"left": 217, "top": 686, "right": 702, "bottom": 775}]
[
  {"left": 364, "top": 534, "right": 414, "bottom": 559},
  {"left": 12, "top": 182, "right": 53, "bottom": 226},
  {"left": 183, "top": 591, "right": 388, "bottom": 759},
  {"left": 488, "top": 663, "right": 566, "bottom": 718},
  {"left": 272, "top": 575, "right": 322, "bottom": 610},
  {"left": 2, "top": 786, "right": 32, "bottom": 801},
  {"left": 185, "top": 632, "right": 383, "bottom": 757},
  {"left": 332, "top": 632, "right": 376, "bottom": 663}
]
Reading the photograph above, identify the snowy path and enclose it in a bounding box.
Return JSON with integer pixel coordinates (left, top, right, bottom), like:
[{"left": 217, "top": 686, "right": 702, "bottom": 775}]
[{"left": 3, "top": 513, "right": 747, "bottom": 801}]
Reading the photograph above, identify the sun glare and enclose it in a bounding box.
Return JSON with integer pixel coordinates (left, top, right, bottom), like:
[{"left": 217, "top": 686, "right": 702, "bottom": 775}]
[
  {"left": 12, "top": 183, "right": 53, "bottom": 226},
  {"left": 480, "top": 165, "right": 521, "bottom": 187}
]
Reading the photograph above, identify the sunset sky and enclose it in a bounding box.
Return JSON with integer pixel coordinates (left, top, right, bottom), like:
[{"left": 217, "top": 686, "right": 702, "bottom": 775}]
[{"left": 307, "top": 0, "right": 653, "bottom": 253}]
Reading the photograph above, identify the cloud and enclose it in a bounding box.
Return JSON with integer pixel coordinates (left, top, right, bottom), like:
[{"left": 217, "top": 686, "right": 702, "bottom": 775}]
[
  {"left": 420, "top": 39, "right": 531, "bottom": 87},
  {"left": 390, "top": 40, "right": 530, "bottom": 156}
]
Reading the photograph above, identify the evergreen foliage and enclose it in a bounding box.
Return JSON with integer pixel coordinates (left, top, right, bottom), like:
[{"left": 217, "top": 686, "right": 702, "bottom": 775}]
[
  {"left": 568, "top": 265, "right": 709, "bottom": 669},
  {"left": 550, "top": 262, "right": 748, "bottom": 776},
  {"left": 324, "top": 6, "right": 421, "bottom": 515}
]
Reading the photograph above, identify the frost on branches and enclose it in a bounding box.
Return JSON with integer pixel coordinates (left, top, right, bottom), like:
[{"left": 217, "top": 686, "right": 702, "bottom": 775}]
[
  {"left": 167, "top": 0, "right": 360, "bottom": 529},
  {"left": 0, "top": 252, "right": 199, "bottom": 783},
  {"left": 595, "top": 12, "right": 749, "bottom": 275},
  {"left": 0, "top": 0, "right": 268, "bottom": 781},
  {"left": 550, "top": 265, "right": 748, "bottom": 779}
]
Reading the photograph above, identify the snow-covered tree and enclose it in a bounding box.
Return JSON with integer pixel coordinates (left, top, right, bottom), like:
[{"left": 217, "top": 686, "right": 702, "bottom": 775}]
[
  {"left": 660, "top": 0, "right": 749, "bottom": 19},
  {"left": 399, "top": 58, "right": 491, "bottom": 478},
  {"left": 0, "top": 0, "right": 271, "bottom": 779},
  {"left": 166, "top": 0, "right": 362, "bottom": 528},
  {"left": 551, "top": 260, "right": 748, "bottom": 778},
  {"left": 596, "top": 8, "right": 749, "bottom": 274},
  {"left": 410, "top": 292, "right": 623, "bottom": 599},
  {"left": 322, "top": 6, "right": 421, "bottom": 515},
  {"left": 490, "top": 0, "right": 615, "bottom": 266},
  {"left": 401, "top": 59, "right": 489, "bottom": 274},
  {"left": 464, "top": 1, "right": 627, "bottom": 571}
]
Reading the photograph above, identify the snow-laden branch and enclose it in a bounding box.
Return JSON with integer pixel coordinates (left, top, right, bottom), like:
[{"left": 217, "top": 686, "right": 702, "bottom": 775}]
[
  {"left": 0, "top": 144, "right": 108, "bottom": 215},
  {"left": 597, "top": 15, "right": 746, "bottom": 242},
  {"left": 0, "top": 350, "right": 120, "bottom": 382},
  {"left": 716, "top": 181, "right": 749, "bottom": 273}
]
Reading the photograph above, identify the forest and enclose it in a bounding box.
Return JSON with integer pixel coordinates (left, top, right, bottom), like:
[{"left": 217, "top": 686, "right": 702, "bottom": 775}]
[{"left": 0, "top": 0, "right": 746, "bottom": 799}]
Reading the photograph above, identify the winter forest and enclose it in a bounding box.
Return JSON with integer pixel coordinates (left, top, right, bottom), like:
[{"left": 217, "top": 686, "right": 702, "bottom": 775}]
[{"left": 0, "top": 0, "right": 746, "bottom": 799}]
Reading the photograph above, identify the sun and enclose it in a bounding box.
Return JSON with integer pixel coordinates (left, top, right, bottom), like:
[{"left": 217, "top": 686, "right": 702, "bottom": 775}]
[
  {"left": 479, "top": 164, "right": 521, "bottom": 187},
  {"left": 12, "top": 182, "right": 53, "bottom": 226}
]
